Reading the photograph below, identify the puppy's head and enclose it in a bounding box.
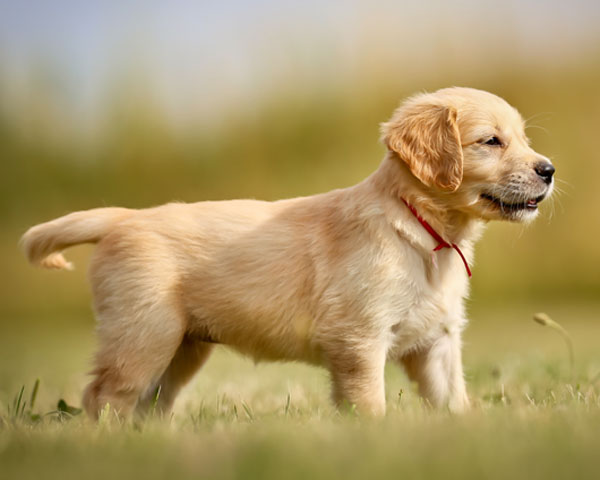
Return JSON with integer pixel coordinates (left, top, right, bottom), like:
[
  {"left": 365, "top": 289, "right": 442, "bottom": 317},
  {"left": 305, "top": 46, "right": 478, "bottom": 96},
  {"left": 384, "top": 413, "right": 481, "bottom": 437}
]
[{"left": 381, "top": 87, "right": 554, "bottom": 222}]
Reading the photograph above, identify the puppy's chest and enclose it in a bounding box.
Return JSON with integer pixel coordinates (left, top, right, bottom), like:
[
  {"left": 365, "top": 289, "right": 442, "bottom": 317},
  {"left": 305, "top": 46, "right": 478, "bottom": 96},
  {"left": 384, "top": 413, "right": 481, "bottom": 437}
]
[
  {"left": 389, "top": 290, "right": 465, "bottom": 355},
  {"left": 368, "top": 248, "right": 468, "bottom": 353}
]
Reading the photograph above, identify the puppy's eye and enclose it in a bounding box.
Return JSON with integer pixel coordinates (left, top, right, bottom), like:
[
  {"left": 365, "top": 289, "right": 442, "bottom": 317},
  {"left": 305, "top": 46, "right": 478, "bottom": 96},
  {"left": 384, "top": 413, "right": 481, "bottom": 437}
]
[{"left": 484, "top": 137, "right": 502, "bottom": 146}]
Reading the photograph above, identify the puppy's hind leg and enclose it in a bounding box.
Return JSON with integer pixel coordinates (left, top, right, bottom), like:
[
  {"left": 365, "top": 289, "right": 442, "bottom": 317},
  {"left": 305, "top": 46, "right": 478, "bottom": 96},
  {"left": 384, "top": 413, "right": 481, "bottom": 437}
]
[
  {"left": 137, "top": 336, "right": 214, "bottom": 416},
  {"left": 82, "top": 298, "right": 186, "bottom": 420}
]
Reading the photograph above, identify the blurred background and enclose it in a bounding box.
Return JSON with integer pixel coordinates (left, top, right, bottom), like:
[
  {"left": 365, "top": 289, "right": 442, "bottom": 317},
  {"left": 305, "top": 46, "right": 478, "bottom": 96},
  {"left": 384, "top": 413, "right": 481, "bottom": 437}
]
[{"left": 1, "top": 1, "right": 599, "bottom": 396}]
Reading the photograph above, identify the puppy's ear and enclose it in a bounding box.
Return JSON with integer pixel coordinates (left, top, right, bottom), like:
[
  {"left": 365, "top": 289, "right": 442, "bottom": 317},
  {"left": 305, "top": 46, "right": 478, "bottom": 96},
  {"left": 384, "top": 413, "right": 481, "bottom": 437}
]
[{"left": 381, "top": 102, "right": 463, "bottom": 191}]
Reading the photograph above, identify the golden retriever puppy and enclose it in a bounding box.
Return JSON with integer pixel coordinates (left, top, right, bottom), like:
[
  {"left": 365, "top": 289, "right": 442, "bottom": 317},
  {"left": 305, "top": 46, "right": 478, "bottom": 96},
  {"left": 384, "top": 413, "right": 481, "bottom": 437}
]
[{"left": 21, "top": 87, "right": 554, "bottom": 418}]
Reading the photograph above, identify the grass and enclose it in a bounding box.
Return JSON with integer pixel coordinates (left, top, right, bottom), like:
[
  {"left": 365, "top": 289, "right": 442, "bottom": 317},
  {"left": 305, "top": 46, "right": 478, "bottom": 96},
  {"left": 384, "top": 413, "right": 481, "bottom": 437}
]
[{"left": 1, "top": 301, "right": 599, "bottom": 479}]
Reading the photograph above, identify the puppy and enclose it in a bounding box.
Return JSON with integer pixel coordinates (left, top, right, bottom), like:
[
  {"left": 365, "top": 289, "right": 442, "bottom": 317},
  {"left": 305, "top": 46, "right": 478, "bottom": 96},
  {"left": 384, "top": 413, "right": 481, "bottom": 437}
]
[{"left": 21, "top": 87, "right": 554, "bottom": 418}]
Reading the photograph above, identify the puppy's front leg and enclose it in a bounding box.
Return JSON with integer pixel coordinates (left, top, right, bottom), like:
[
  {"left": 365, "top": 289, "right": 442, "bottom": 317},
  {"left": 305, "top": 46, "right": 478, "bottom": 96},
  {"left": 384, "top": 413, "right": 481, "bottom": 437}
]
[
  {"left": 401, "top": 329, "right": 470, "bottom": 413},
  {"left": 326, "top": 342, "right": 387, "bottom": 416}
]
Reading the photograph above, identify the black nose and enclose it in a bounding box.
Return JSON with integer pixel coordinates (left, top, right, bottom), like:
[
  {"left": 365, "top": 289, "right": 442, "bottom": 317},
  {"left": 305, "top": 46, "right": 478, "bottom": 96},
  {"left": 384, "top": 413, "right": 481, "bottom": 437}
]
[{"left": 534, "top": 162, "right": 555, "bottom": 184}]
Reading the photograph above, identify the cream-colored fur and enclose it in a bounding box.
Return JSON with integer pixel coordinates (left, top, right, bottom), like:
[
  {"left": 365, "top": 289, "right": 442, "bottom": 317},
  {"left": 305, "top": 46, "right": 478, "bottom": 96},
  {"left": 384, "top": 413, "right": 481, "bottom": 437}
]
[{"left": 21, "top": 87, "right": 554, "bottom": 419}]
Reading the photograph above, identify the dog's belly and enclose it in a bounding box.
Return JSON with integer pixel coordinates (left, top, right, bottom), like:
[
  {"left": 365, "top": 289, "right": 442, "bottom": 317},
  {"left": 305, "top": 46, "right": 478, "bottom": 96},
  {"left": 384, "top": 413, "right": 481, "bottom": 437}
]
[
  {"left": 185, "top": 285, "right": 323, "bottom": 364},
  {"left": 189, "top": 308, "right": 321, "bottom": 364},
  {"left": 186, "top": 290, "right": 463, "bottom": 369}
]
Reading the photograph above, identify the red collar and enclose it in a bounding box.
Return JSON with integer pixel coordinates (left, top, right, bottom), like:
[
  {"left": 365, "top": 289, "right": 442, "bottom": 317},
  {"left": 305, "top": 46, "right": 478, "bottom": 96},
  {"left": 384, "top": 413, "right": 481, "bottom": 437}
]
[{"left": 401, "top": 198, "right": 472, "bottom": 277}]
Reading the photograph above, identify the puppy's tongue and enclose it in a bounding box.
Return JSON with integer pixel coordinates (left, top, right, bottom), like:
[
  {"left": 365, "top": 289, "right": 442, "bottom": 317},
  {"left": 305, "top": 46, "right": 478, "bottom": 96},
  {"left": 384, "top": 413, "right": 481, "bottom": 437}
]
[{"left": 527, "top": 199, "right": 537, "bottom": 207}]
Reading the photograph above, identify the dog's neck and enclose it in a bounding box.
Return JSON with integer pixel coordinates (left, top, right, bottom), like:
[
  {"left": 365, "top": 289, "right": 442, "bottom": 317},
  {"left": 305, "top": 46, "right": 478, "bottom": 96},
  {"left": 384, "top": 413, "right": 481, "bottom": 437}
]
[{"left": 367, "top": 154, "right": 483, "bottom": 250}]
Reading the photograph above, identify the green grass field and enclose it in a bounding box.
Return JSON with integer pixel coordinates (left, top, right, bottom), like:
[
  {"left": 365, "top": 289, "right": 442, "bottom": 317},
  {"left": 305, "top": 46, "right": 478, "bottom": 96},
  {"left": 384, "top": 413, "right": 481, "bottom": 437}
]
[{"left": 1, "top": 301, "right": 599, "bottom": 480}]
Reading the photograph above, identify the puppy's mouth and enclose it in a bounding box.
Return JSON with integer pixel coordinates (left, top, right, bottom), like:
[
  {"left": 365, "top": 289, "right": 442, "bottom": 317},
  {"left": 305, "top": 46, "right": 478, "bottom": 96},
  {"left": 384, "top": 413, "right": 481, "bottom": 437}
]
[{"left": 480, "top": 193, "right": 546, "bottom": 212}]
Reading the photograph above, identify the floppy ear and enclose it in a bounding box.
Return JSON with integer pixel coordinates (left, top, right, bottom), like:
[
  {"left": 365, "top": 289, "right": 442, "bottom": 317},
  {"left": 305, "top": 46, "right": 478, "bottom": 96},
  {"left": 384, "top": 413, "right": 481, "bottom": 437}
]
[{"left": 380, "top": 102, "right": 463, "bottom": 191}]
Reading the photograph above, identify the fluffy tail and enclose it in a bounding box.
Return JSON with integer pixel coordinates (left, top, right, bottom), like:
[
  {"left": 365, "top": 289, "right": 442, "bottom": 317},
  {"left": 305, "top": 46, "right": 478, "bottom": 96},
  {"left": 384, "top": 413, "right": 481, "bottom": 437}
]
[{"left": 20, "top": 207, "right": 133, "bottom": 270}]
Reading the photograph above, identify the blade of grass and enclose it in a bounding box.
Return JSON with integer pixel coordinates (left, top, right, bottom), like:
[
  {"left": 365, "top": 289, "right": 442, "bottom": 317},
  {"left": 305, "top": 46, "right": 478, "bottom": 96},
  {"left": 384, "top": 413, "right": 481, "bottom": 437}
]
[
  {"left": 12, "top": 386, "right": 25, "bottom": 419},
  {"left": 284, "top": 393, "right": 291, "bottom": 416},
  {"left": 29, "top": 378, "right": 40, "bottom": 412},
  {"left": 150, "top": 385, "right": 162, "bottom": 417},
  {"left": 533, "top": 312, "right": 574, "bottom": 376},
  {"left": 241, "top": 401, "right": 254, "bottom": 421}
]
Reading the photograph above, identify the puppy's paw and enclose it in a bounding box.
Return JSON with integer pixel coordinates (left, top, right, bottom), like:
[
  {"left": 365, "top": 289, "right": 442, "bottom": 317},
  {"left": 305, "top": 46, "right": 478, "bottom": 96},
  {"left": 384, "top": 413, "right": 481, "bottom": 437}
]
[{"left": 448, "top": 393, "right": 471, "bottom": 414}]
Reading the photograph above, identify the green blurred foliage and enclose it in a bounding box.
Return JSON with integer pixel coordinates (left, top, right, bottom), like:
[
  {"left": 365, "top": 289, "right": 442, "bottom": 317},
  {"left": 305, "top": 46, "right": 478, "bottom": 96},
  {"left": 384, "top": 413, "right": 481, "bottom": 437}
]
[{"left": 2, "top": 57, "right": 600, "bottom": 320}]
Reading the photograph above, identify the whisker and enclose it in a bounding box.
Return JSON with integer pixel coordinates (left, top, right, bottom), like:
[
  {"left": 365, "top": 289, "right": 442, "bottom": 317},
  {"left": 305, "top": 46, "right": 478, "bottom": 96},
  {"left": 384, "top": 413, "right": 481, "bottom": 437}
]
[
  {"left": 524, "top": 111, "right": 554, "bottom": 125},
  {"left": 551, "top": 191, "right": 566, "bottom": 215},
  {"left": 555, "top": 178, "right": 574, "bottom": 191},
  {"left": 524, "top": 124, "right": 549, "bottom": 135},
  {"left": 547, "top": 195, "right": 556, "bottom": 223},
  {"left": 524, "top": 112, "right": 554, "bottom": 141},
  {"left": 551, "top": 185, "right": 566, "bottom": 198}
]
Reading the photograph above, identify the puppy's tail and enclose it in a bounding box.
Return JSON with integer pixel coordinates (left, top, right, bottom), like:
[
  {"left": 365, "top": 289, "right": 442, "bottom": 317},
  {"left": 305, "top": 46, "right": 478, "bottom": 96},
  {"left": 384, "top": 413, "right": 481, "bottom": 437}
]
[{"left": 20, "top": 207, "right": 133, "bottom": 270}]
